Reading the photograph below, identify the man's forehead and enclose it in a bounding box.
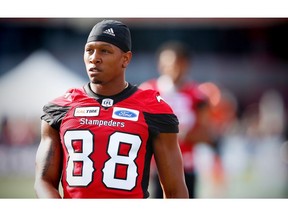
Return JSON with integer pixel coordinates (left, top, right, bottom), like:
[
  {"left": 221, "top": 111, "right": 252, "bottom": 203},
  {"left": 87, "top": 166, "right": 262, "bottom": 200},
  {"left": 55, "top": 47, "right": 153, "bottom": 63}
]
[{"left": 85, "top": 41, "right": 115, "bottom": 48}]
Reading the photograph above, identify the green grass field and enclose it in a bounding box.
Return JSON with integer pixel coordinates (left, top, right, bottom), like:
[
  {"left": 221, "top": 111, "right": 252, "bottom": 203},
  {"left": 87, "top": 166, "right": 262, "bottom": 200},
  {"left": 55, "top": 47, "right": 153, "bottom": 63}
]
[{"left": 0, "top": 175, "right": 36, "bottom": 198}]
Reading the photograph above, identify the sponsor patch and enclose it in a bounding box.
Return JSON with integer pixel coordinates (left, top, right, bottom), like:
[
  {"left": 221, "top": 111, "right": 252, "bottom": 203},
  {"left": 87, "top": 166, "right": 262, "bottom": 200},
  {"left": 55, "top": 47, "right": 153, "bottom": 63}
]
[
  {"left": 112, "top": 107, "right": 139, "bottom": 121},
  {"left": 74, "top": 107, "right": 100, "bottom": 117}
]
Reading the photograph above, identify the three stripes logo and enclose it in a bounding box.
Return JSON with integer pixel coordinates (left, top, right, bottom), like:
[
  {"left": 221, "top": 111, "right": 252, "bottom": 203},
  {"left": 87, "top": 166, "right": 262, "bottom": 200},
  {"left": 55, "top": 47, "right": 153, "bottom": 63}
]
[{"left": 103, "top": 28, "right": 115, "bottom": 36}]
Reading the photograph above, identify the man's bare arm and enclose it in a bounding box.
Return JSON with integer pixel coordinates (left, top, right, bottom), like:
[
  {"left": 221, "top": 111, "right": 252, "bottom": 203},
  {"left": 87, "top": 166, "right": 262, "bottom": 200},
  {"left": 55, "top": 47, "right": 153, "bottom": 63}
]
[
  {"left": 153, "top": 133, "right": 189, "bottom": 198},
  {"left": 34, "top": 120, "right": 63, "bottom": 198}
]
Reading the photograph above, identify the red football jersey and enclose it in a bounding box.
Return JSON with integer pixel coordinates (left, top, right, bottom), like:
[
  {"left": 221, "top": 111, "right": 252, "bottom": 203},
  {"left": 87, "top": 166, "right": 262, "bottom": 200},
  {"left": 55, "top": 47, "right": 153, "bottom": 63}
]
[{"left": 41, "top": 83, "right": 178, "bottom": 198}]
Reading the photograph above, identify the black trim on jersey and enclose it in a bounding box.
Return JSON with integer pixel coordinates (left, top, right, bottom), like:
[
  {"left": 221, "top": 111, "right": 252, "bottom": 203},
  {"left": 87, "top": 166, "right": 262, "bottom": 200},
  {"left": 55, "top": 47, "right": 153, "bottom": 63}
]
[
  {"left": 141, "top": 113, "right": 178, "bottom": 198},
  {"left": 41, "top": 103, "right": 71, "bottom": 130},
  {"left": 83, "top": 82, "right": 138, "bottom": 108},
  {"left": 143, "top": 112, "right": 179, "bottom": 136},
  {"left": 142, "top": 133, "right": 154, "bottom": 198}
]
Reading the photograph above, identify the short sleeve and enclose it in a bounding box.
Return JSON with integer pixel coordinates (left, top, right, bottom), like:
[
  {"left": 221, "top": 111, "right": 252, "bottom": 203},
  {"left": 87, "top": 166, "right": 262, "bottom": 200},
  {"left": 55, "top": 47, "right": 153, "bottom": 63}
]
[
  {"left": 143, "top": 112, "right": 179, "bottom": 136},
  {"left": 41, "top": 103, "right": 71, "bottom": 130}
]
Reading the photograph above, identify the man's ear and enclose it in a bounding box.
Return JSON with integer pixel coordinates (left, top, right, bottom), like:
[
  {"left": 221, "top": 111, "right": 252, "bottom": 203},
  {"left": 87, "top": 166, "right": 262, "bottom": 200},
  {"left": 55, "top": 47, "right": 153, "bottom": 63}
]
[{"left": 122, "top": 51, "right": 132, "bottom": 68}]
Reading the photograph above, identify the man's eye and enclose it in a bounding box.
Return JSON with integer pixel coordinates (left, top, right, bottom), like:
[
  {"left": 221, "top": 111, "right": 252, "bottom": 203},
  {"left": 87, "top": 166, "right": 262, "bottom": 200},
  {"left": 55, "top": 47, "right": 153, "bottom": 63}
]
[
  {"left": 102, "top": 49, "right": 110, "bottom": 53},
  {"left": 86, "top": 49, "right": 93, "bottom": 53}
]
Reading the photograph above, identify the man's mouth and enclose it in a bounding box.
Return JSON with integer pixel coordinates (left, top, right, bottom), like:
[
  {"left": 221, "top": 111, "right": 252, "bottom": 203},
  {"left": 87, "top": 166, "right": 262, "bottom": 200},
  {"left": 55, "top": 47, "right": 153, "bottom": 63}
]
[{"left": 89, "top": 67, "right": 102, "bottom": 72}]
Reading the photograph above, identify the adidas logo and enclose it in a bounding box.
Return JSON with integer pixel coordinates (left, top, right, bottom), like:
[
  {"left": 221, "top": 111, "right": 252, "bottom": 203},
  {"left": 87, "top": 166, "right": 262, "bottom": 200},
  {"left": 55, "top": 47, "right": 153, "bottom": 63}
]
[{"left": 103, "top": 28, "right": 115, "bottom": 36}]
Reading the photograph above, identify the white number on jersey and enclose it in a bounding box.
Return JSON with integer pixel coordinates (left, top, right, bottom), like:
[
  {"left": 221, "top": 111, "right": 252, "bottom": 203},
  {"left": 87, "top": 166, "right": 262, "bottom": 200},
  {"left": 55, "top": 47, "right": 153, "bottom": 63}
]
[
  {"left": 103, "top": 132, "right": 141, "bottom": 190},
  {"left": 63, "top": 130, "right": 141, "bottom": 190}
]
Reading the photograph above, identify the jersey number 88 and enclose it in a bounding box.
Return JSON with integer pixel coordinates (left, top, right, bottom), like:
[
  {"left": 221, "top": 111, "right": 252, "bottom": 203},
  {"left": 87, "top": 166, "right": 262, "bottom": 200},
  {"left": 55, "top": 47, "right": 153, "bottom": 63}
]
[{"left": 63, "top": 130, "right": 141, "bottom": 190}]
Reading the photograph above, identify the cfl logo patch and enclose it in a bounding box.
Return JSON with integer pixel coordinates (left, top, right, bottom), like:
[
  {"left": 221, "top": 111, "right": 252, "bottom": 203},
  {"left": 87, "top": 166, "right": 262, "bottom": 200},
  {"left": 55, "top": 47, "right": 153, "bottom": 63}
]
[{"left": 102, "top": 98, "right": 114, "bottom": 107}]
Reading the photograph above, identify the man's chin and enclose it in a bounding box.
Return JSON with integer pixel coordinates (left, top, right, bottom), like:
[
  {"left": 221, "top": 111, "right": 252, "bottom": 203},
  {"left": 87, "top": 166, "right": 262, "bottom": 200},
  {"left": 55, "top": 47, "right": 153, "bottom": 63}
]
[{"left": 90, "top": 79, "right": 103, "bottom": 85}]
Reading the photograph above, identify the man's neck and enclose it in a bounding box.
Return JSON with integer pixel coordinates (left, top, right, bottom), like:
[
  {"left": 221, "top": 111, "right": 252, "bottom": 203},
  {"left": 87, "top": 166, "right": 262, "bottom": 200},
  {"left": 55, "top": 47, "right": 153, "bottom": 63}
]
[{"left": 89, "top": 81, "right": 128, "bottom": 97}]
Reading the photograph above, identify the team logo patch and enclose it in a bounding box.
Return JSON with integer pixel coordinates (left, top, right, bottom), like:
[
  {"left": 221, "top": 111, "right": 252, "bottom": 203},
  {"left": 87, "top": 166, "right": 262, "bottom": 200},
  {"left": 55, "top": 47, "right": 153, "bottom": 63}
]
[
  {"left": 112, "top": 107, "right": 139, "bottom": 121},
  {"left": 156, "top": 95, "right": 165, "bottom": 103},
  {"left": 102, "top": 98, "right": 114, "bottom": 107},
  {"left": 74, "top": 107, "right": 100, "bottom": 117}
]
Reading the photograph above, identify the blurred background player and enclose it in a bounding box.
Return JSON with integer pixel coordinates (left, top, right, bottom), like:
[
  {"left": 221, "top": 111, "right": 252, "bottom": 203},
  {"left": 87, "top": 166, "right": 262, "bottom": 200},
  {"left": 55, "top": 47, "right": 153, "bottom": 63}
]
[{"left": 139, "top": 41, "right": 216, "bottom": 198}]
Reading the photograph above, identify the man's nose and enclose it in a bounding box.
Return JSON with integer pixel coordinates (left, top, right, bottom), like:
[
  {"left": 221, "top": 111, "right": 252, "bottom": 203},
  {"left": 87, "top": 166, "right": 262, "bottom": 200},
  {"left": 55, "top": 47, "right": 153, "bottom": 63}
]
[{"left": 90, "top": 51, "right": 101, "bottom": 64}]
